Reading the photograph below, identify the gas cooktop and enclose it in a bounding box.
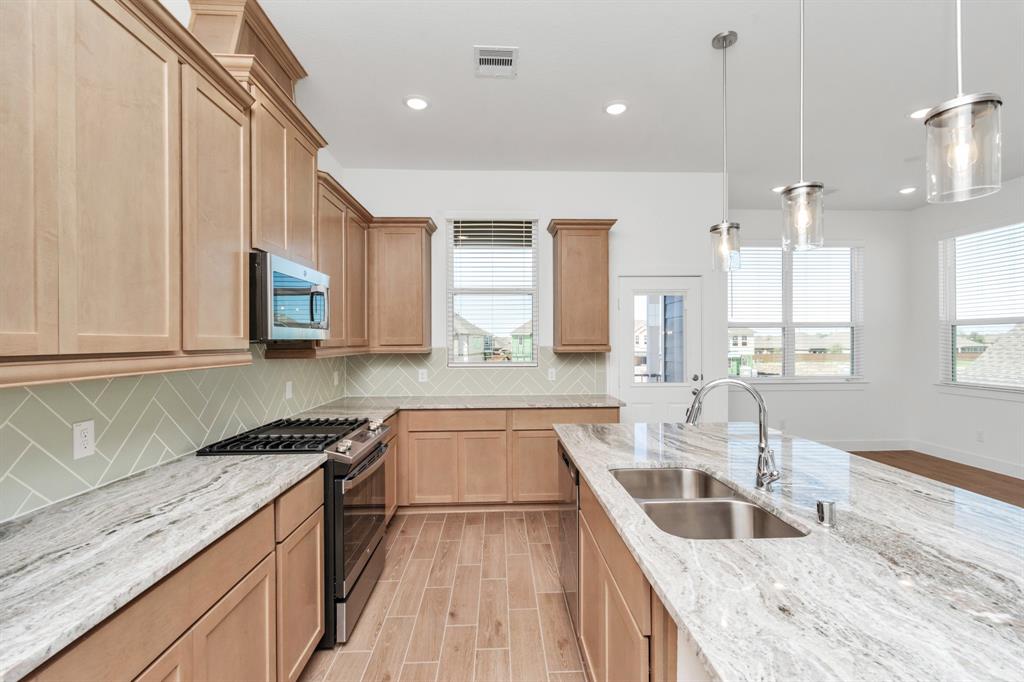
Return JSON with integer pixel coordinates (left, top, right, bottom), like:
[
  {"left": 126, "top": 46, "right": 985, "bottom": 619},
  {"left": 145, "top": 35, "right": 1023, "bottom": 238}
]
[{"left": 197, "top": 417, "right": 368, "bottom": 455}]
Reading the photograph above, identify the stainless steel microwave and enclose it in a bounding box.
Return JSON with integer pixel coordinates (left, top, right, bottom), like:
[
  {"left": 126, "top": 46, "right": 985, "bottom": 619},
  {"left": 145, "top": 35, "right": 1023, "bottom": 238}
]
[{"left": 250, "top": 252, "right": 330, "bottom": 341}]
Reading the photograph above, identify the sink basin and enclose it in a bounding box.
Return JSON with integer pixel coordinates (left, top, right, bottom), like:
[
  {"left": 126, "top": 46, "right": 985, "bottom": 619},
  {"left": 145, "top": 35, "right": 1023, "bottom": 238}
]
[
  {"left": 640, "top": 499, "right": 808, "bottom": 540},
  {"left": 611, "top": 467, "right": 737, "bottom": 500}
]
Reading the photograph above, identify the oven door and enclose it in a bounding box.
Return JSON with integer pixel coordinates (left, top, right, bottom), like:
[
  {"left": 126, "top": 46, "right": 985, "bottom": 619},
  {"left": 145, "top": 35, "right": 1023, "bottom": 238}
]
[
  {"left": 267, "top": 253, "right": 329, "bottom": 340},
  {"left": 335, "top": 443, "right": 388, "bottom": 596}
]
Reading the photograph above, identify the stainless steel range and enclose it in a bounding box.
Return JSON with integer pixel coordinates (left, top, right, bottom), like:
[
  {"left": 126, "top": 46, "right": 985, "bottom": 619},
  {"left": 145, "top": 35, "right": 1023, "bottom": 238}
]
[{"left": 197, "top": 416, "right": 390, "bottom": 645}]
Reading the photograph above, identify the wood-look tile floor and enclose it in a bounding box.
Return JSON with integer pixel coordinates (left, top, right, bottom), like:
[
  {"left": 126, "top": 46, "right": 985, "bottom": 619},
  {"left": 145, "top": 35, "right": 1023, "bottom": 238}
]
[{"left": 301, "top": 510, "right": 585, "bottom": 682}]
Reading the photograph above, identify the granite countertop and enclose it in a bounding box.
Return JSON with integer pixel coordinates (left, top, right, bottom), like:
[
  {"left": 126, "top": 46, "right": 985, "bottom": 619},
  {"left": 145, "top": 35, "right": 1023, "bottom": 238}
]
[
  {"left": 554, "top": 422, "right": 1024, "bottom": 682},
  {"left": 0, "top": 452, "right": 325, "bottom": 682},
  {"left": 301, "top": 393, "right": 624, "bottom": 420}
]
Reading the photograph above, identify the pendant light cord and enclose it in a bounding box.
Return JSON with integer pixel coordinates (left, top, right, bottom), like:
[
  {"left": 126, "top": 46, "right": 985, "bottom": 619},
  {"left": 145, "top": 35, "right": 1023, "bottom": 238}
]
[
  {"left": 722, "top": 40, "right": 728, "bottom": 221},
  {"left": 955, "top": 0, "right": 964, "bottom": 96},
  {"left": 799, "top": 0, "right": 804, "bottom": 182}
]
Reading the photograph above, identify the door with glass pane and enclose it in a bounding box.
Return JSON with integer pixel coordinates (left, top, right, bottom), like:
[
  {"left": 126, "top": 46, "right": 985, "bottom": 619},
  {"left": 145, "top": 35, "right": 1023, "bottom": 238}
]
[{"left": 617, "top": 277, "right": 701, "bottom": 423}]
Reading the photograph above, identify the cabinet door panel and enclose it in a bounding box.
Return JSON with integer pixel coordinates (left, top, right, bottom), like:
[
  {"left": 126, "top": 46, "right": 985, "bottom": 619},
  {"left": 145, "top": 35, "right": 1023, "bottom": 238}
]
[
  {"left": 276, "top": 507, "right": 324, "bottom": 682},
  {"left": 57, "top": 0, "right": 181, "bottom": 354},
  {"left": 181, "top": 65, "right": 249, "bottom": 351},
  {"left": 0, "top": 0, "right": 58, "bottom": 356},
  {"left": 579, "top": 513, "right": 605, "bottom": 682},
  {"left": 458, "top": 431, "right": 507, "bottom": 503},
  {"left": 344, "top": 215, "right": 368, "bottom": 347},
  {"left": 511, "top": 431, "right": 562, "bottom": 502},
  {"left": 316, "top": 186, "right": 346, "bottom": 347},
  {"left": 385, "top": 439, "right": 398, "bottom": 522},
  {"left": 604, "top": 568, "right": 649, "bottom": 682},
  {"left": 134, "top": 631, "right": 193, "bottom": 682},
  {"left": 286, "top": 130, "right": 317, "bottom": 268},
  {"left": 373, "top": 227, "right": 425, "bottom": 346},
  {"left": 408, "top": 432, "right": 458, "bottom": 504},
  {"left": 559, "top": 230, "right": 608, "bottom": 346},
  {"left": 251, "top": 90, "right": 288, "bottom": 256},
  {"left": 193, "top": 554, "right": 276, "bottom": 682}
]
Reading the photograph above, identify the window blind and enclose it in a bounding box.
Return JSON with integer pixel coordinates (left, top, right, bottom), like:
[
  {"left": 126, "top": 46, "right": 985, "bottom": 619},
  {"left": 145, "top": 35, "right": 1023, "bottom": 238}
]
[
  {"left": 447, "top": 220, "right": 538, "bottom": 366},
  {"left": 728, "top": 245, "right": 863, "bottom": 379},
  {"left": 939, "top": 223, "right": 1024, "bottom": 389}
]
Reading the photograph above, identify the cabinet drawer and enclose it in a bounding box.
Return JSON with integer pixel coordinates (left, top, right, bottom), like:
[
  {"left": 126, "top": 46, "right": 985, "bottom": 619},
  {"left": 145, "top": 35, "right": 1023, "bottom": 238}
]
[
  {"left": 406, "top": 409, "right": 507, "bottom": 432},
  {"left": 275, "top": 469, "right": 324, "bottom": 542},
  {"left": 511, "top": 408, "right": 618, "bottom": 431},
  {"left": 30, "top": 506, "right": 274, "bottom": 681},
  {"left": 580, "top": 479, "right": 651, "bottom": 636}
]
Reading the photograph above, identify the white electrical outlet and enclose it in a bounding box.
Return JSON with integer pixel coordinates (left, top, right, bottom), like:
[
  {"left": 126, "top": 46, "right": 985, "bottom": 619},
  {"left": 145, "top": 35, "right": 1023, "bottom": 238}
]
[
  {"left": 548, "top": 368, "right": 557, "bottom": 381},
  {"left": 73, "top": 420, "right": 95, "bottom": 460},
  {"left": 333, "top": 371, "right": 339, "bottom": 387},
  {"left": 418, "top": 369, "right": 428, "bottom": 383},
  {"left": 285, "top": 381, "right": 293, "bottom": 400}
]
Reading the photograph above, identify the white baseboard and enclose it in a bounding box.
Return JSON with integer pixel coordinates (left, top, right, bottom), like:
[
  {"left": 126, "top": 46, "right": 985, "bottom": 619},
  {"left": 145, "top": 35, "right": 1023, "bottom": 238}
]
[{"left": 820, "top": 438, "right": 1023, "bottom": 479}]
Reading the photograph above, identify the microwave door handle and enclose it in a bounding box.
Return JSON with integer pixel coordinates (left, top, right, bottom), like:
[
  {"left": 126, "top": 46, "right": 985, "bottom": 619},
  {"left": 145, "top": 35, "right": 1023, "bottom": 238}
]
[{"left": 309, "top": 284, "right": 328, "bottom": 329}]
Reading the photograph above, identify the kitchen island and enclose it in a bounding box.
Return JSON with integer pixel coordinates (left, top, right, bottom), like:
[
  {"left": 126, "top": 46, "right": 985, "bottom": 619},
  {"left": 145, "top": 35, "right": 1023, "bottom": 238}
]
[{"left": 555, "top": 421, "right": 1023, "bottom": 681}]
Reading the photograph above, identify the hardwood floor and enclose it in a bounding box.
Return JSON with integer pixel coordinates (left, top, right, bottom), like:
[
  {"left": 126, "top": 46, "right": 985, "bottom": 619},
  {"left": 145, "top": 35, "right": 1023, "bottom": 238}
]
[
  {"left": 851, "top": 450, "right": 1024, "bottom": 508},
  {"left": 300, "top": 510, "right": 583, "bottom": 682}
]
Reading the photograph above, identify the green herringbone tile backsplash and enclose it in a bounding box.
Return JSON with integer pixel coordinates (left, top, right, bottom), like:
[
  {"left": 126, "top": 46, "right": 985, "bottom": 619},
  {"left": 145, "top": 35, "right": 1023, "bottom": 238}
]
[{"left": 0, "top": 346, "right": 605, "bottom": 522}]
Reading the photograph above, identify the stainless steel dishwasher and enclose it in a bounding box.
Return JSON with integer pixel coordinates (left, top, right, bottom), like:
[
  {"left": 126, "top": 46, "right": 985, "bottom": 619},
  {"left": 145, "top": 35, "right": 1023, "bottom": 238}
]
[{"left": 558, "top": 443, "right": 580, "bottom": 634}]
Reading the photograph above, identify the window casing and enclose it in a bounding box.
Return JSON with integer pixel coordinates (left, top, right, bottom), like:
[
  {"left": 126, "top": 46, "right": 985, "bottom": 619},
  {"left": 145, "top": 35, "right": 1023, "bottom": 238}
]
[
  {"left": 939, "top": 224, "right": 1024, "bottom": 390},
  {"left": 728, "top": 245, "right": 864, "bottom": 380},
  {"left": 447, "top": 219, "right": 538, "bottom": 366}
]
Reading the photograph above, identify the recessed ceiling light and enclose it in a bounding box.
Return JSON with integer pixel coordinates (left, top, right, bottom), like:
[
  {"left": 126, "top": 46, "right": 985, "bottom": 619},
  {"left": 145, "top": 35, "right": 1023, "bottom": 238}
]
[
  {"left": 908, "top": 107, "right": 930, "bottom": 120},
  {"left": 771, "top": 186, "right": 786, "bottom": 193},
  {"left": 405, "top": 96, "right": 429, "bottom": 111},
  {"left": 605, "top": 101, "right": 627, "bottom": 116},
  {"left": 899, "top": 186, "right": 918, "bottom": 195}
]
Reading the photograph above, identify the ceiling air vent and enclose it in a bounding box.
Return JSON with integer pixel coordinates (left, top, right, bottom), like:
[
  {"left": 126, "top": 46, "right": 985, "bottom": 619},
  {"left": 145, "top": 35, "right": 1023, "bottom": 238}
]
[{"left": 474, "top": 46, "right": 518, "bottom": 78}]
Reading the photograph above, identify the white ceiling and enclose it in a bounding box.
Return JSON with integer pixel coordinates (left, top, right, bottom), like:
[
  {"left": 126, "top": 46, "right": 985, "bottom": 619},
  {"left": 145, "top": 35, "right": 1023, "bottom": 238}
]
[{"left": 263, "top": 0, "right": 1023, "bottom": 210}]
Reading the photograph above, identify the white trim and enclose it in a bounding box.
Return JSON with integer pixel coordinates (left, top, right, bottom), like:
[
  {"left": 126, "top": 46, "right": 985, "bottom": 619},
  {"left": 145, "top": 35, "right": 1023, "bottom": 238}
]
[
  {"left": 731, "top": 380, "right": 867, "bottom": 392},
  {"left": 820, "top": 439, "right": 914, "bottom": 452},
  {"left": 443, "top": 209, "right": 540, "bottom": 222},
  {"left": 908, "top": 439, "right": 1024, "bottom": 479},
  {"left": 933, "top": 382, "right": 1024, "bottom": 402}
]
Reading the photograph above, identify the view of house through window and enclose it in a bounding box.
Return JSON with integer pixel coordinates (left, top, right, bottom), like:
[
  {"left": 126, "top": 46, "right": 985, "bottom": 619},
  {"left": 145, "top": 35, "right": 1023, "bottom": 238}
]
[
  {"left": 448, "top": 220, "right": 538, "bottom": 365},
  {"left": 728, "top": 246, "right": 863, "bottom": 379},
  {"left": 941, "top": 223, "right": 1023, "bottom": 389},
  {"left": 633, "top": 294, "right": 685, "bottom": 383}
]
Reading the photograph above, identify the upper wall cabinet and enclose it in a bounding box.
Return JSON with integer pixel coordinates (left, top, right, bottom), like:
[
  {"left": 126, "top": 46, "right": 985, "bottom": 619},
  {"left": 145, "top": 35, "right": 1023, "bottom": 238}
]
[
  {"left": 369, "top": 218, "right": 436, "bottom": 353},
  {"left": 0, "top": 0, "right": 255, "bottom": 388},
  {"left": 548, "top": 219, "right": 616, "bottom": 352},
  {"left": 191, "top": 0, "right": 326, "bottom": 270}
]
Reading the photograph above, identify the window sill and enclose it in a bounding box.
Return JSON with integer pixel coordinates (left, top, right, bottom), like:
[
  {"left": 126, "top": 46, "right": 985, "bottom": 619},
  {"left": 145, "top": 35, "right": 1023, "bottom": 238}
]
[
  {"left": 934, "top": 382, "right": 1024, "bottom": 402},
  {"left": 728, "top": 379, "right": 868, "bottom": 392}
]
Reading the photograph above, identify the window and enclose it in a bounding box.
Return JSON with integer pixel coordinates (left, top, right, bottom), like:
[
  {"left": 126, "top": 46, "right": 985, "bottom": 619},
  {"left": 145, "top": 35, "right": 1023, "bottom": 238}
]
[
  {"left": 633, "top": 294, "right": 686, "bottom": 383},
  {"left": 448, "top": 219, "right": 538, "bottom": 365},
  {"left": 728, "top": 246, "right": 863, "bottom": 379},
  {"left": 940, "top": 224, "right": 1024, "bottom": 389}
]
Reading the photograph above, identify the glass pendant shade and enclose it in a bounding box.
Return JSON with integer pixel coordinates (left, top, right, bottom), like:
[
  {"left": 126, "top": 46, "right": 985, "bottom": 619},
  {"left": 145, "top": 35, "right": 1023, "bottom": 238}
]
[
  {"left": 780, "top": 182, "right": 824, "bottom": 251},
  {"left": 710, "top": 222, "right": 741, "bottom": 271},
  {"left": 925, "top": 94, "right": 1002, "bottom": 203}
]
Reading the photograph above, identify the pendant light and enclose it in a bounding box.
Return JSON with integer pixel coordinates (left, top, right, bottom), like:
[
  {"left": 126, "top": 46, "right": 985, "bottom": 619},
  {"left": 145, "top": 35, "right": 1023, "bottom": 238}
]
[
  {"left": 923, "top": 0, "right": 1002, "bottom": 203},
  {"left": 780, "top": 0, "right": 824, "bottom": 252},
  {"left": 710, "top": 30, "right": 740, "bottom": 272}
]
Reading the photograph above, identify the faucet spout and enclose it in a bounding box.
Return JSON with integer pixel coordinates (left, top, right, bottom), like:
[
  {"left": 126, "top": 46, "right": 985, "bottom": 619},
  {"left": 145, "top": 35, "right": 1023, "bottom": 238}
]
[{"left": 685, "top": 378, "right": 780, "bottom": 489}]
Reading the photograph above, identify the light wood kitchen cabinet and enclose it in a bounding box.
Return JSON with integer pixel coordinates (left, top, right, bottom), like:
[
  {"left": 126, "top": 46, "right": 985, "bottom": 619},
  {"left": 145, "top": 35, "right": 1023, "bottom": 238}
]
[
  {"left": 458, "top": 431, "right": 508, "bottom": 503},
  {"left": 192, "top": 553, "right": 277, "bottom": 682},
  {"left": 345, "top": 213, "right": 370, "bottom": 348},
  {"left": 0, "top": 0, "right": 255, "bottom": 387},
  {"left": 579, "top": 512, "right": 606, "bottom": 682},
  {"left": 181, "top": 64, "right": 251, "bottom": 352},
  {"left": 548, "top": 219, "right": 615, "bottom": 352},
  {"left": 275, "top": 507, "right": 324, "bottom": 682},
  {"left": 250, "top": 87, "right": 289, "bottom": 257},
  {"left": 134, "top": 631, "right": 193, "bottom": 682},
  {"left": 285, "top": 126, "right": 319, "bottom": 267},
  {"left": 369, "top": 218, "right": 436, "bottom": 352},
  {"left": 408, "top": 432, "right": 460, "bottom": 504},
  {"left": 316, "top": 176, "right": 348, "bottom": 349},
  {"left": 511, "top": 430, "right": 562, "bottom": 502},
  {"left": 385, "top": 436, "right": 399, "bottom": 523}
]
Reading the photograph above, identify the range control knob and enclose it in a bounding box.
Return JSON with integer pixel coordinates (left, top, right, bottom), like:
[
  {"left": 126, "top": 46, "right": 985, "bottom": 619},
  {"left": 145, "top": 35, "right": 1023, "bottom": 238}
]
[
  {"left": 368, "top": 419, "right": 383, "bottom": 432},
  {"left": 336, "top": 439, "right": 353, "bottom": 453}
]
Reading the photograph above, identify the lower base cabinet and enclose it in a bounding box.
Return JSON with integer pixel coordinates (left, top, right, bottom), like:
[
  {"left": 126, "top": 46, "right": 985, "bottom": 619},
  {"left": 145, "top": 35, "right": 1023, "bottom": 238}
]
[
  {"left": 276, "top": 508, "right": 325, "bottom": 682},
  {"left": 193, "top": 553, "right": 277, "bottom": 682},
  {"left": 135, "top": 631, "right": 193, "bottom": 682}
]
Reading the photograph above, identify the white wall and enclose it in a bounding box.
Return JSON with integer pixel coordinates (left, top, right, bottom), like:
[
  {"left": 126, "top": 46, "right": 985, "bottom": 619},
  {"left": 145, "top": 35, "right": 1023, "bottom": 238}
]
[
  {"left": 905, "top": 177, "right": 1024, "bottom": 477},
  {"left": 724, "top": 209, "right": 913, "bottom": 449},
  {"left": 335, "top": 169, "right": 730, "bottom": 421}
]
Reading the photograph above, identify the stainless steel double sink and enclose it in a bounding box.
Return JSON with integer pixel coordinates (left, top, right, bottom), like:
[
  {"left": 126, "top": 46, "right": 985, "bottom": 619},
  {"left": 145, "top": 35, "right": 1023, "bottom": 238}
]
[{"left": 610, "top": 468, "right": 807, "bottom": 540}]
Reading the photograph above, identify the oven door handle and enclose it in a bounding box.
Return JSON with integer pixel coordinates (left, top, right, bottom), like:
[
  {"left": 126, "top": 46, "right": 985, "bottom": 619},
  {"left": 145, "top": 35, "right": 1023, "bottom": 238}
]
[{"left": 342, "top": 443, "right": 388, "bottom": 494}]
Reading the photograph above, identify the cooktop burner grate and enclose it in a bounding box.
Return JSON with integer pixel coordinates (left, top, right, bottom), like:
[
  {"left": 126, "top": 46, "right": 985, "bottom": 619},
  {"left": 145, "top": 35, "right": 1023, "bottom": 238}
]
[{"left": 197, "top": 417, "right": 368, "bottom": 455}]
